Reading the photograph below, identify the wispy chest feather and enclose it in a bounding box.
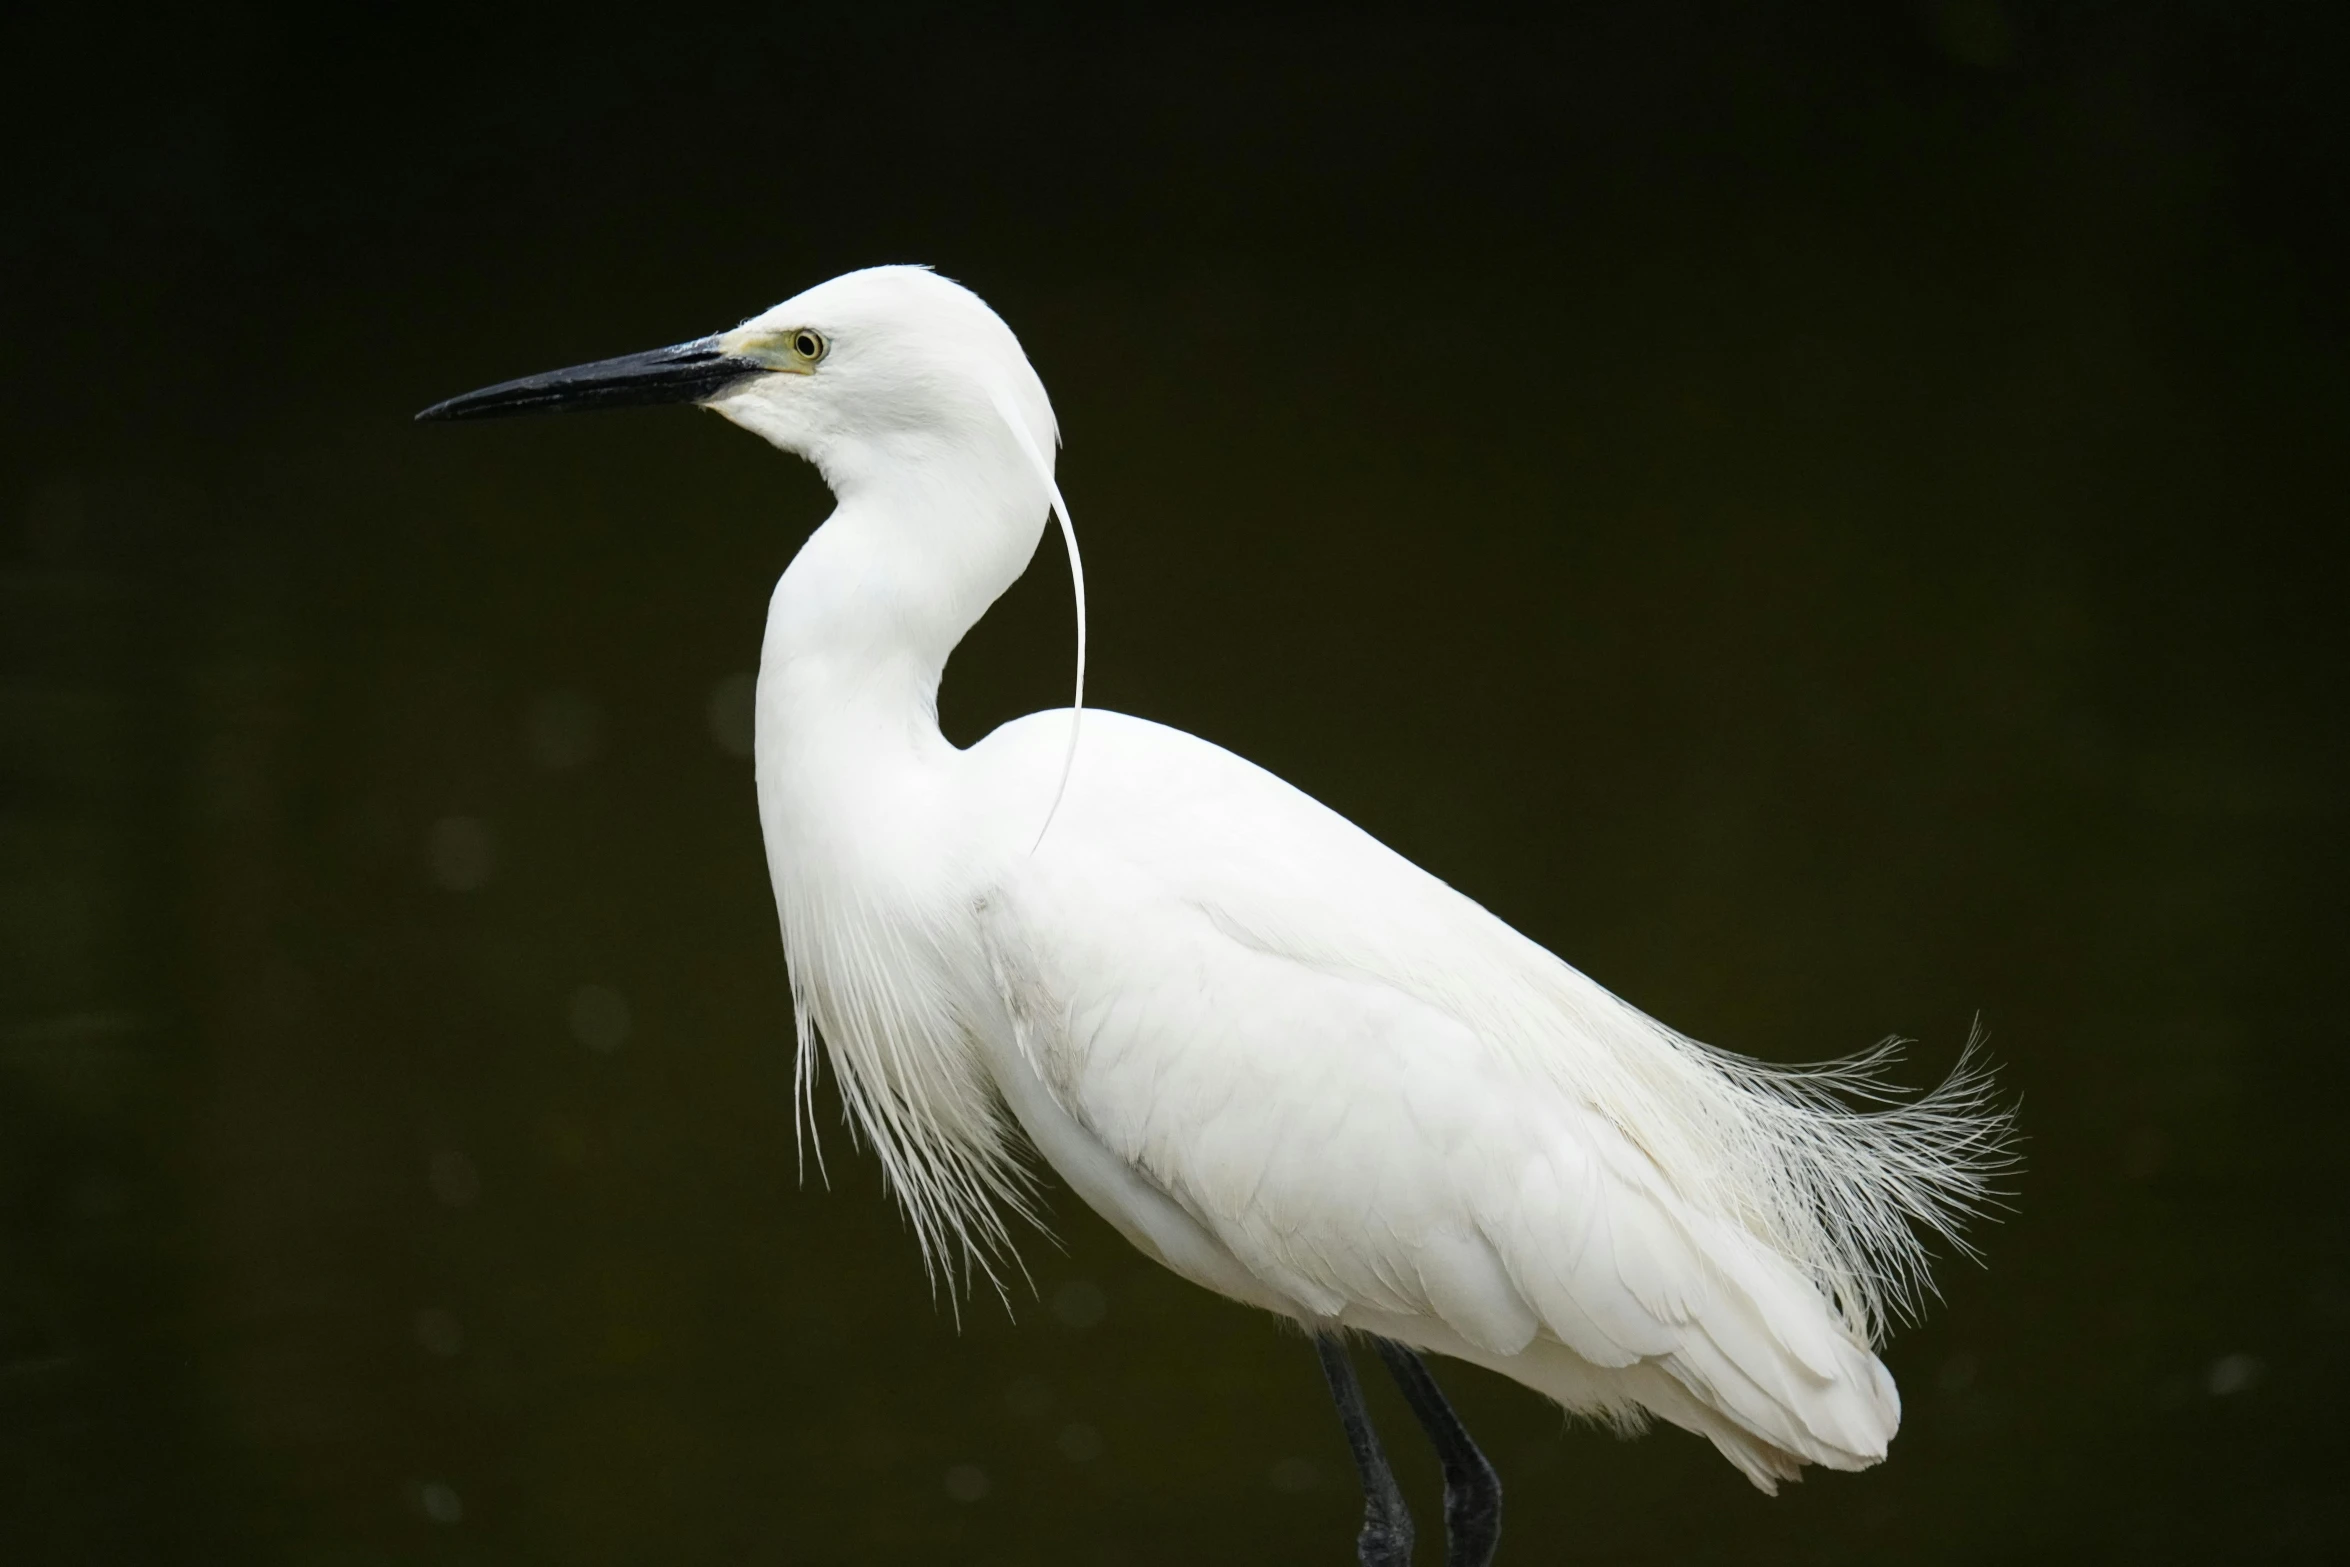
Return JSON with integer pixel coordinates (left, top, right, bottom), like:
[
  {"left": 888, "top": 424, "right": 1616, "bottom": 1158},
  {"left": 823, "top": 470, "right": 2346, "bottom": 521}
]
[{"left": 763, "top": 766, "right": 1039, "bottom": 1294}]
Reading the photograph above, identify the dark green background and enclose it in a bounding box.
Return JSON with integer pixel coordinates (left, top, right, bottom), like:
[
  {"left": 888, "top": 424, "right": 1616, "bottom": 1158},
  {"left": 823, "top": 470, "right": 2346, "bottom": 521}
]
[{"left": 5, "top": 3, "right": 2345, "bottom": 1562}]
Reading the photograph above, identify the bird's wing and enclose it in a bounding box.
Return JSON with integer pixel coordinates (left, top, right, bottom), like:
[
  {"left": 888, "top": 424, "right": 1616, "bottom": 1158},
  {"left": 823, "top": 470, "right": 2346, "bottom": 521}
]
[{"left": 966, "top": 709, "right": 1903, "bottom": 1482}]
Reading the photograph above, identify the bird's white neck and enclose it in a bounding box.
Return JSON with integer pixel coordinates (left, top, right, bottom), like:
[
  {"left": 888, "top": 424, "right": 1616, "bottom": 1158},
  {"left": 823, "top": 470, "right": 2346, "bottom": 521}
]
[
  {"left": 745, "top": 419, "right": 1053, "bottom": 1279},
  {"left": 758, "top": 424, "right": 1050, "bottom": 782}
]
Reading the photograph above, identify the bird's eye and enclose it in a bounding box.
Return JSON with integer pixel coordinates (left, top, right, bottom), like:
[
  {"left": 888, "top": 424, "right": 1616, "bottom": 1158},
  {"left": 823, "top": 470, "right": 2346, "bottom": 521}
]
[{"left": 791, "top": 329, "right": 828, "bottom": 363}]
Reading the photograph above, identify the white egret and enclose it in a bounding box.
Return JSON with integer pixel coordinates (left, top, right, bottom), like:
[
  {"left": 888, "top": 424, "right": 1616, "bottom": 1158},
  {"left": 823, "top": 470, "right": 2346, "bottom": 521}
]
[{"left": 420, "top": 266, "right": 2008, "bottom": 1566}]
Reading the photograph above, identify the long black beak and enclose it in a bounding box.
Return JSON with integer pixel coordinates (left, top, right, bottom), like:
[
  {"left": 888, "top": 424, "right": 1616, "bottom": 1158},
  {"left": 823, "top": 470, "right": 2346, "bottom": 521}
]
[{"left": 415, "top": 335, "right": 768, "bottom": 423}]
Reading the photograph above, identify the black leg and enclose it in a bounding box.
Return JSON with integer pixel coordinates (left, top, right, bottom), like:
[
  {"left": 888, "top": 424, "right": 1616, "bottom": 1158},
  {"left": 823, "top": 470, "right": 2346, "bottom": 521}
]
[
  {"left": 1316, "top": 1335, "right": 1415, "bottom": 1567},
  {"left": 1374, "top": 1340, "right": 1502, "bottom": 1567}
]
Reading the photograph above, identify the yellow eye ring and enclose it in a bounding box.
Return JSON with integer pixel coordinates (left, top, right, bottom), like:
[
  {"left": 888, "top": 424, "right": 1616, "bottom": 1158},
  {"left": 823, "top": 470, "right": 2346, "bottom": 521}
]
[{"left": 791, "top": 329, "right": 828, "bottom": 364}]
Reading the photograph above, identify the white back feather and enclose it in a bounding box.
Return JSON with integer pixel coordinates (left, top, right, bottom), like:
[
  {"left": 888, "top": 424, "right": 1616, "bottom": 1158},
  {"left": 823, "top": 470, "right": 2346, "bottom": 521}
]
[{"left": 1147, "top": 745, "right": 2015, "bottom": 1346}]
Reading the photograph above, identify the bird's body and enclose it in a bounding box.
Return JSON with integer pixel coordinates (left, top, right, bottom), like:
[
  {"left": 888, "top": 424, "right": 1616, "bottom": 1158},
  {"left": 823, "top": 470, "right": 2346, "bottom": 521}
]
[
  {"left": 794, "top": 698, "right": 1901, "bottom": 1486},
  {"left": 422, "top": 264, "right": 2006, "bottom": 1558}
]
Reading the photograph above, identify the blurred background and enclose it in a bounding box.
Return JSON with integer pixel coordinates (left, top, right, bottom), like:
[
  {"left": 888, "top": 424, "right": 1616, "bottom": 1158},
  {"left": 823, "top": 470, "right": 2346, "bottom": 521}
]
[{"left": 3, "top": 2, "right": 2345, "bottom": 1562}]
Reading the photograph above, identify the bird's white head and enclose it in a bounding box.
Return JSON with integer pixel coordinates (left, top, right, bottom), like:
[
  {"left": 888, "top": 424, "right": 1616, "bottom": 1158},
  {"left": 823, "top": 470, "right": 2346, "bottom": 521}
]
[
  {"left": 702, "top": 267, "right": 1059, "bottom": 492},
  {"left": 417, "top": 265, "right": 1056, "bottom": 502}
]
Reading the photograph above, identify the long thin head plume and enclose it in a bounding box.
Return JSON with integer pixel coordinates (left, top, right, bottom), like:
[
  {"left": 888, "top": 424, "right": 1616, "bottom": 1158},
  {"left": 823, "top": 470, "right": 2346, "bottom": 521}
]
[{"left": 984, "top": 383, "right": 1085, "bottom": 852}]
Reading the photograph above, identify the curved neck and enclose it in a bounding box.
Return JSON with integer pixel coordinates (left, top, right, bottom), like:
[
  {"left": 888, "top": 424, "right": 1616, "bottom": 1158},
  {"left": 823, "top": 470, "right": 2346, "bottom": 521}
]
[{"left": 763, "top": 425, "right": 1050, "bottom": 757}]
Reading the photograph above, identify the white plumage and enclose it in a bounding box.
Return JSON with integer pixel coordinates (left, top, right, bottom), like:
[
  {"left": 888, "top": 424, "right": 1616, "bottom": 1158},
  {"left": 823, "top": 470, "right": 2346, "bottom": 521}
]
[{"left": 691, "top": 266, "right": 2002, "bottom": 1492}]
